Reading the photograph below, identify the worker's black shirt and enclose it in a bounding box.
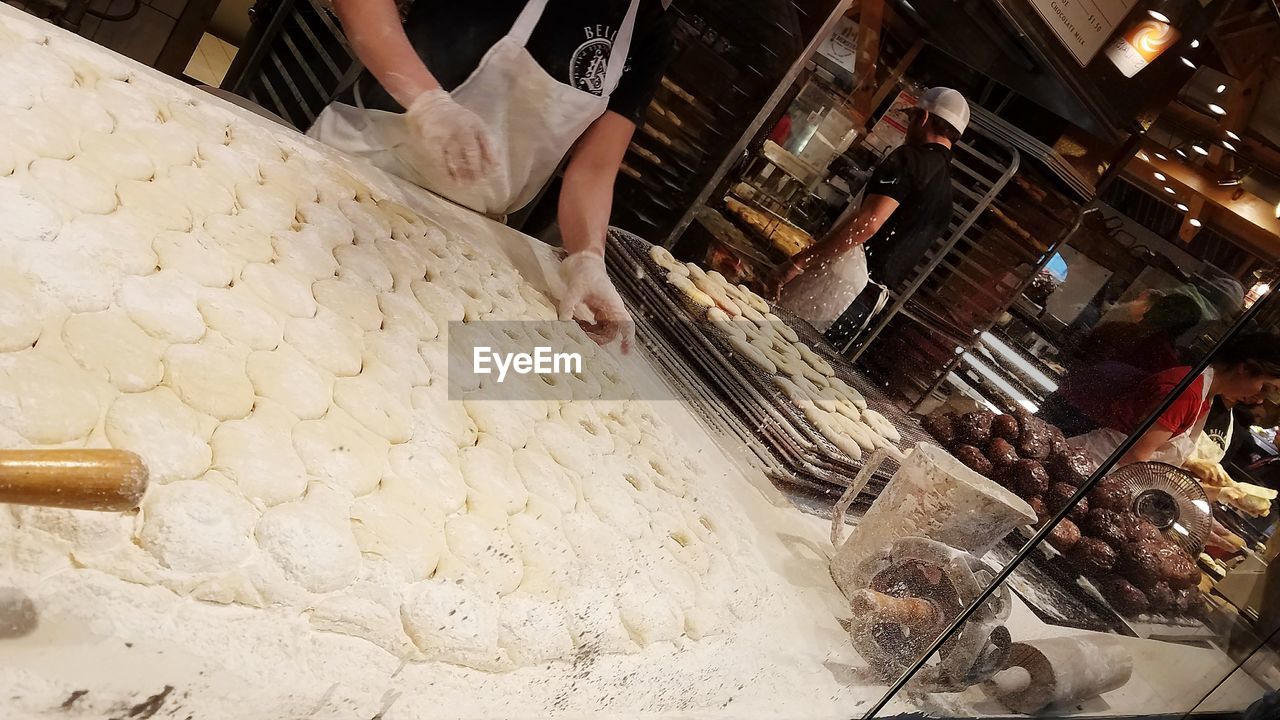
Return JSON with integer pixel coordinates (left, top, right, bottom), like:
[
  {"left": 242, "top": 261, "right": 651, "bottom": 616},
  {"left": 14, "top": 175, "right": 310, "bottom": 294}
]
[
  {"left": 337, "top": 0, "right": 674, "bottom": 125},
  {"left": 861, "top": 143, "right": 954, "bottom": 290}
]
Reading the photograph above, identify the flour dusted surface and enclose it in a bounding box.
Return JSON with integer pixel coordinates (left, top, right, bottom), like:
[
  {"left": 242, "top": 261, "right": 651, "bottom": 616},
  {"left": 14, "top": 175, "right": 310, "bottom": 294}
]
[{"left": 0, "top": 9, "right": 777, "bottom": 677}]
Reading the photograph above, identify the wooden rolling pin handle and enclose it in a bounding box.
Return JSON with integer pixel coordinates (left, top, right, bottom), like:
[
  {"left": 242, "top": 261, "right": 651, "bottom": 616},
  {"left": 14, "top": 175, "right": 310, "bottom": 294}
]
[
  {"left": 850, "top": 589, "right": 941, "bottom": 631},
  {"left": 0, "top": 449, "right": 148, "bottom": 512}
]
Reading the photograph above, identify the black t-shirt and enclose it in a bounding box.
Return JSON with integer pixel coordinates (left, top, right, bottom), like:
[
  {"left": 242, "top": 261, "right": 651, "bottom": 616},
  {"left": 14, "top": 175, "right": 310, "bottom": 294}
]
[
  {"left": 341, "top": 0, "right": 674, "bottom": 125},
  {"left": 860, "top": 143, "right": 954, "bottom": 290}
]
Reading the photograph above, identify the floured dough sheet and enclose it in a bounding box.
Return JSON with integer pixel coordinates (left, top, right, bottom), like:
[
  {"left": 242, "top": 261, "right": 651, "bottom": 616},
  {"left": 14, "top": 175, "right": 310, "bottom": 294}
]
[{"left": 0, "top": 11, "right": 771, "bottom": 672}]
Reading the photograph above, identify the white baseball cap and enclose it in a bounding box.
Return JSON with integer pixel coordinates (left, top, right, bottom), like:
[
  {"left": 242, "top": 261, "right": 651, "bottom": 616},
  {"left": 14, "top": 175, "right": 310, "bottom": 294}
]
[{"left": 917, "top": 87, "right": 970, "bottom": 136}]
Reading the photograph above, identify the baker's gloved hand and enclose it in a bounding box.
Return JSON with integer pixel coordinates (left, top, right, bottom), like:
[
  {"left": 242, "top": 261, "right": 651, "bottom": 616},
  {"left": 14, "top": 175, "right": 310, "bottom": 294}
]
[
  {"left": 558, "top": 251, "right": 635, "bottom": 354},
  {"left": 1185, "top": 456, "right": 1233, "bottom": 488},
  {"left": 405, "top": 90, "right": 497, "bottom": 182}
]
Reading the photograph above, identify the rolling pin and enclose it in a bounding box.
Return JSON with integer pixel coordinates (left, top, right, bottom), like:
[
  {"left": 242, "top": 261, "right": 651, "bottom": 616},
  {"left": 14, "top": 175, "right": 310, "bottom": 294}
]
[
  {"left": 850, "top": 589, "right": 942, "bottom": 633},
  {"left": 982, "top": 637, "right": 1133, "bottom": 714},
  {"left": 0, "top": 449, "right": 148, "bottom": 511}
]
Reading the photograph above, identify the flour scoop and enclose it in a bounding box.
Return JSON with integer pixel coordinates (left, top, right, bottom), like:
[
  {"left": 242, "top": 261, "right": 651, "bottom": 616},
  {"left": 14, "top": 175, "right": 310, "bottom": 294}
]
[{"left": 845, "top": 536, "right": 1013, "bottom": 692}]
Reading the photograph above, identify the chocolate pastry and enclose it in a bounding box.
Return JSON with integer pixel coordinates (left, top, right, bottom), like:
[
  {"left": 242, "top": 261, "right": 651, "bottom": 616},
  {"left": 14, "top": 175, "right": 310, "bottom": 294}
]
[
  {"left": 1068, "top": 537, "right": 1117, "bottom": 577},
  {"left": 922, "top": 412, "right": 957, "bottom": 446},
  {"left": 1158, "top": 546, "right": 1199, "bottom": 590},
  {"left": 991, "top": 414, "right": 1020, "bottom": 442},
  {"left": 1067, "top": 496, "right": 1090, "bottom": 523},
  {"left": 1127, "top": 518, "right": 1162, "bottom": 543},
  {"left": 1118, "top": 541, "right": 1164, "bottom": 589},
  {"left": 1026, "top": 496, "right": 1046, "bottom": 521},
  {"left": 951, "top": 444, "right": 992, "bottom": 476},
  {"left": 1088, "top": 480, "right": 1132, "bottom": 513},
  {"left": 957, "top": 411, "right": 995, "bottom": 446},
  {"left": 1010, "top": 459, "right": 1049, "bottom": 497},
  {"left": 1045, "top": 482, "right": 1081, "bottom": 512},
  {"left": 1017, "top": 415, "right": 1053, "bottom": 460},
  {"left": 1146, "top": 581, "right": 1175, "bottom": 613},
  {"left": 1101, "top": 576, "right": 1149, "bottom": 617},
  {"left": 1048, "top": 448, "right": 1095, "bottom": 486},
  {"left": 1047, "top": 518, "right": 1081, "bottom": 553},
  {"left": 987, "top": 437, "right": 1019, "bottom": 468},
  {"left": 1080, "top": 509, "right": 1128, "bottom": 547},
  {"left": 1048, "top": 426, "right": 1069, "bottom": 457}
]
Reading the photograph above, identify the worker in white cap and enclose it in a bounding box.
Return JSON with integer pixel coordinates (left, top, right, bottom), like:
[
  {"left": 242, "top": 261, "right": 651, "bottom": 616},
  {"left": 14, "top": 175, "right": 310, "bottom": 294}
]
[
  {"left": 308, "top": 0, "right": 677, "bottom": 353},
  {"left": 773, "top": 87, "right": 970, "bottom": 351}
]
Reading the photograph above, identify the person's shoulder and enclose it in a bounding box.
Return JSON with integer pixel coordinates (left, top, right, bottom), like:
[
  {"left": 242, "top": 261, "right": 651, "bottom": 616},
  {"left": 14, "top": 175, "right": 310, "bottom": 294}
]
[{"left": 636, "top": 0, "right": 676, "bottom": 36}]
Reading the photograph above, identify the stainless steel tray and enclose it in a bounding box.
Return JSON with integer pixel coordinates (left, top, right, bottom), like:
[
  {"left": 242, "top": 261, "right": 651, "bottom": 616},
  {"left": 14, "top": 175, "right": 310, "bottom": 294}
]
[{"left": 606, "top": 228, "right": 928, "bottom": 498}]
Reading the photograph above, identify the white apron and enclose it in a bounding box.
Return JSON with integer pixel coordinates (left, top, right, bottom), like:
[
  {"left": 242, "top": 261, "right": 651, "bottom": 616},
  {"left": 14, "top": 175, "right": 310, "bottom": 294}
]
[
  {"left": 308, "top": 0, "right": 640, "bottom": 217},
  {"left": 1070, "top": 367, "right": 1214, "bottom": 469},
  {"left": 778, "top": 245, "right": 870, "bottom": 333}
]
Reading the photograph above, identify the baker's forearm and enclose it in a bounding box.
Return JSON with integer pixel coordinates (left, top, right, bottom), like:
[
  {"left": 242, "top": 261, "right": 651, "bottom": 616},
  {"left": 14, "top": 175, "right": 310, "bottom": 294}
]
[
  {"left": 558, "top": 112, "right": 635, "bottom": 258},
  {"left": 558, "top": 157, "right": 615, "bottom": 258},
  {"left": 794, "top": 215, "right": 877, "bottom": 269},
  {"left": 332, "top": 0, "right": 439, "bottom": 107}
]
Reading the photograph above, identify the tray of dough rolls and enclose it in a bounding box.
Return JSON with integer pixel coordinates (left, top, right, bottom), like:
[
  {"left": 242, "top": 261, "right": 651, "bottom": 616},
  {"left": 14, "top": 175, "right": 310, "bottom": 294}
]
[{"left": 605, "top": 228, "right": 928, "bottom": 497}]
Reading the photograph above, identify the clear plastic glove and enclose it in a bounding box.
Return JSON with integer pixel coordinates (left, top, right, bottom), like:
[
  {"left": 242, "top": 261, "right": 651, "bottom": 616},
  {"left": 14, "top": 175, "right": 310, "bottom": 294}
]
[
  {"left": 405, "top": 90, "right": 498, "bottom": 183},
  {"left": 558, "top": 251, "right": 634, "bottom": 354}
]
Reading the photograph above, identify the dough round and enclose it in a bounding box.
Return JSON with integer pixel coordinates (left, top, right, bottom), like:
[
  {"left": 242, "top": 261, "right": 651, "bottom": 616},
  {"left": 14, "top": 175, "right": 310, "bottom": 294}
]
[
  {"left": 164, "top": 335, "right": 254, "bottom": 420},
  {"left": 197, "top": 283, "right": 284, "bottom": 351},
  {"left": 334, "top": 244, "right": 394, "bottom": 292},
  {"left": 387, "top": 442, "right": 468, "bottom": 515},
  {"left": 401, "top": 579, "right": 502, "bottom": 669},
  {"left": 666, "top": 272, "right": 714, "bottom": 310},
  {"left": 412, "top": 279, "right": 465, "bottom": 326},
  {"left": 255, "top": 500, "right": 362, "bottom": 594},
  {"left": 265, "top": 229, "right": 333, "bottom": 284},
  {"left": 0, "top": 267, "right": 50, "bottom": 352},
  {"left": 118, "top": 270, "right": 207, "bottom": 344},
  {"left": 350, "top": 488, "right": 445, "bottom": 582},
  {"left": 340, "top": 198, "right": 393, "bottom": 245},
  {"left": 498, "top": 595, "right": 574, "bottom": 665},
  {"left": 313, "top": 277, "right": 384, "bottom": 333},
  {"left": 459, "top": 442, "right": 529, "bottom": 520},
  {"left": 203, "top": 213, "right": 275, "bottom": 265},
  {"left": 377, "top": 291, "right": 440, "bottom": 341},
  {"left": 140, "top": 480, "right": 257, "bottom": 573},
  {"left": 167, "top": 164, "right": 237, "bottom": 220},
  {"left": 441, "top": 514, "right": 524, "bottom": 596},
  {"left": 283, "top": 310, "right": 364, "bottom": 377},
  {"left": 117, "top": 177, "right": 195, "bottom": 233},
  {"left": 155, "top": 230, "right": 239, "bottom": 288},
  {"left": 105, "top": 388, "right": 213, "bottom": 483},
  {"left": 764, "top": 312, "right": 799, "bottom": 342},
  {"left": 615, "top": 574, "right": 685, "bottom": 646},
  {"left": 333, "top": 374, "right": 412, "bottom": 443},
  {"left": 240, "top": 263, "right": 318, "bottom": 320},
  {"left": 26, "top": 157, "right": 118, "bottom": 215},
  {"left": 210, "top": 403, "right": 308, "bottom": 505},
  {"left": 728, "top": 334, "right": 776, "bottom": 374},
  {"left": 0, "top": 349, "right": 100, "bottom": 444},
  {"left": 292, "top": 408, "right": 389, "bottom": 497},
  {"left": 246, "top": 345, "right": 332, "bottom": 421},
  {"left": 513, "top": 446, "right": 580, "bottom": 514}
]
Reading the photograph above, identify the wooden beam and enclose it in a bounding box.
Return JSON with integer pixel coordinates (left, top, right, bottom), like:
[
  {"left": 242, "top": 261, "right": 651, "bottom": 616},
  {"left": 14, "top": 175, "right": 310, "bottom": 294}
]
[
  {"left": 866, "top": 39, "right": 924, "bottom": 123},
  {"left": 849, "top": 0, "right": 886, "bottom": 122}
]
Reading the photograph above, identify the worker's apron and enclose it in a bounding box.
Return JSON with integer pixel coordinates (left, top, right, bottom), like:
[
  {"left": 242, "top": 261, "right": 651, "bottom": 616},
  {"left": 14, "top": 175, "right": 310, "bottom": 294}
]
[
  {"left": 307, "top": 0, "right": 640, "bottom": 217},
  {"left": 778, "top": 245, "right": 878, "bottom": 334},
  {"left": 1070, "top": 367, "right": 1215, "bottom": 469}
]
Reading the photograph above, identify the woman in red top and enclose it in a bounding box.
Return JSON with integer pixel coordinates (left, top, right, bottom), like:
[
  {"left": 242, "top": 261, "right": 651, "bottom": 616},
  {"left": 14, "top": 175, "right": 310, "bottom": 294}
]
[{"left": 1072, "top": 332, "right": 1280, "bottom": 470}]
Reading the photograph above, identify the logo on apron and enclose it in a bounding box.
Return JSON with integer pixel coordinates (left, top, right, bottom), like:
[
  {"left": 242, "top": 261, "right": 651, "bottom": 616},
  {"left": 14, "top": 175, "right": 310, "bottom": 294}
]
[{"left": 571, "top": 26, "right": 616, "bottom": 95}]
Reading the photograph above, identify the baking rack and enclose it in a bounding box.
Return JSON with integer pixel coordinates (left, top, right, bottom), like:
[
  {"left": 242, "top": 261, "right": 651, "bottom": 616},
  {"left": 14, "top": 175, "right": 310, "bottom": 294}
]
[{"left": 607, "top": 228, "right": 930, "bottom": 505}]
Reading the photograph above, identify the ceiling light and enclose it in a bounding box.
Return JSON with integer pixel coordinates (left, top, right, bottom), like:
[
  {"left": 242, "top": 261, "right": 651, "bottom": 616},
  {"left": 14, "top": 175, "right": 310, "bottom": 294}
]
[
  {"left": 1192, "top": 143, "right": 1209, "bottom": 155},
  {"left": 1189, "top": 218, "right": 1202, "bottom": 227},
  {"left": 1175, "top": 147, "right": 1188, "bottom": 158},
  {"left": 1180, "top": 57, "right": 1196, "bottom": 69},
  {"left": 1137, "top": 151, "right": 1149, "bottom": 161},
  {"left": 1226, "top": 130, "right": 1241, "bottom": 141},
  {"left": 1190, "top": 39, "right": 1200, "bottom": 49},
  {"left": 1148, "top": 10, "right": 1172, "bottom": 22},
  {"left": 1222, "top": 140, "right": 1237, "bottom": 151},
  {"left": 1217, "top": 172, "right": 1244, "bottom": 187},
  {"left": 1154, "top": 172, "right": 1167, "bottom": 180},
  {"left": 1154, "top": 151, "right": 1168, "bottom": 160},
  {"left": 1216, "top": 84, "right": 1226, "bottom": 93},
  {"left": 1275, "top": 201, "right": 1280, "bottom": 219},
  {"left": 1164, "top": 186, "right": 1177, "bottom": 194},
  {"left": 1208, "top": 103, "right": 1226, "bottom": 115},
  {"left": 1176, "top": 202, "right": 1190, "bottom": 211}
]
